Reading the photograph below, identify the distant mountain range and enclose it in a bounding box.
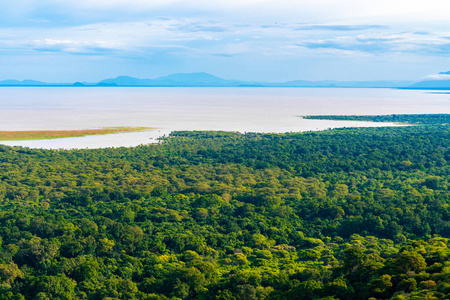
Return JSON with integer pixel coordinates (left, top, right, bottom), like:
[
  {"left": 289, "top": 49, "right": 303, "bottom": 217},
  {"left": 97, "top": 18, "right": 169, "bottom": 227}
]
[
  {"left": 96, "top": 73, "right": 248, "bottom": 87},
  {"left": 0, "top": 71, "right": 445, "bottom": 88}
]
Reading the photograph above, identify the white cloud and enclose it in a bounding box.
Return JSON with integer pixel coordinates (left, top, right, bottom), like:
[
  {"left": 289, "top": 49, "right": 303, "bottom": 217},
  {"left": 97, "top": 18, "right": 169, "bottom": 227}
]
[
  {"left": 2, "top": 0, "right": 450, "bottom": 26},
  {"left": 3, "top": 18, "right": 450, "bottom": 60},
  {"left": 31, "top": 38, "right": 122, "bottom": 54},
  {"left": 424, "top": 74, "right": 450, "bottom": 80}
]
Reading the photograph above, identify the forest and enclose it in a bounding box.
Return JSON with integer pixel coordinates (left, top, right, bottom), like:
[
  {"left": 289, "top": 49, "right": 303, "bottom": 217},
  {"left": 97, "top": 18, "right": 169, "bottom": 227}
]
[{"left": 0, "top": 114, "right": 450, "bottom": 299}]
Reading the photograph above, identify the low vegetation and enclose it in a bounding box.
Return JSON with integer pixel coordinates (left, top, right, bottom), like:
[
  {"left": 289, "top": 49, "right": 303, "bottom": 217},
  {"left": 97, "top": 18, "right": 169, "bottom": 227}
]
[{"left": 0, "top": 127, "right": 154, "bottom": 141}]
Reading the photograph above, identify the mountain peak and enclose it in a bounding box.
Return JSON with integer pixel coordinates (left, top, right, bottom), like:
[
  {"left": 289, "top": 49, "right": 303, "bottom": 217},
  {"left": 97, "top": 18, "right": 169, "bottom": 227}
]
[
  {"left": 154, "top": 72, "right": 227, "bottom": 84},
  {"left": 99, "top": 76, "right": 144, "bottom": 85}
]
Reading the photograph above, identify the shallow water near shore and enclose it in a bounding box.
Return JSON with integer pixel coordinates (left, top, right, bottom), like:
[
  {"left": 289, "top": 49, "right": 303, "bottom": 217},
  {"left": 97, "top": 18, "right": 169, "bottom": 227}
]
[{"left": 0, "top": 87, "right": 448, "bottom": 149}]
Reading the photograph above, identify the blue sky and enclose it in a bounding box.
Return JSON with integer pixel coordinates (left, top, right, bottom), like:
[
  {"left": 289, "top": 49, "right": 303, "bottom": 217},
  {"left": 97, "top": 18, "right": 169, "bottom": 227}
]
[{"left": 1, "top": 0, "right": 450, "bottom": 82}]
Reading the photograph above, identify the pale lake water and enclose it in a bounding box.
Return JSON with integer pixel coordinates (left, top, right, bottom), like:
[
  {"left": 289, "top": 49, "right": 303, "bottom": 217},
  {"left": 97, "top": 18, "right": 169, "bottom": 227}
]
[{"left": 0, "top": 87, "right": 449, "bottom": 149}]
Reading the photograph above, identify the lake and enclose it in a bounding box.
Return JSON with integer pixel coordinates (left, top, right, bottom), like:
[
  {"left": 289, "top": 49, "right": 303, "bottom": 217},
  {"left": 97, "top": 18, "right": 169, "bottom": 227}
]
[{"left": 0, "top": 87, "right": 449, "bottom": 149}]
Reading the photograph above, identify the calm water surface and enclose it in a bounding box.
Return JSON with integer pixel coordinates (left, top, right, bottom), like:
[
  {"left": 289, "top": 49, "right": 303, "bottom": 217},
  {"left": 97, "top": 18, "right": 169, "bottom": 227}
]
[{"left": 0, "top": 87, "right": 449, "bottom": 149}]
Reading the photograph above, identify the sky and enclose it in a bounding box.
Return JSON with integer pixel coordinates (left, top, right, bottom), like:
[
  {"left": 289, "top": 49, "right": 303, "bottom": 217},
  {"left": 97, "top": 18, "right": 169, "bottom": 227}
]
[{"left": 1, "top": 0, "right": 450, "bottom": 82}]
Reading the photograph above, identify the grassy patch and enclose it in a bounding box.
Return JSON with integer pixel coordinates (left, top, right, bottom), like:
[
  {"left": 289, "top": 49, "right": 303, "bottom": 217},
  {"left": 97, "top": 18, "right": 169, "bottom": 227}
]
[{"left": 0, "top": 127, "right": 155, "bottom": 141}]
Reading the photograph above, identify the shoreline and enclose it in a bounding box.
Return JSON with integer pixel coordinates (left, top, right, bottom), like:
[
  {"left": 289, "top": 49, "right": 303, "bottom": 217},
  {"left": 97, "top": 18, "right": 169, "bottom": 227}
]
[{"left": 0, "top": 121, "right": 402, "bottom": 150}]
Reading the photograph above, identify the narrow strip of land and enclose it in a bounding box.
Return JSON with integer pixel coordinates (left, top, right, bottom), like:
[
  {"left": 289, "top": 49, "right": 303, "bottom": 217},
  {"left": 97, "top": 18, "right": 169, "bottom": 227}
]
[
  {"left": 301, "top": 114, "right": 450, "bottom": 125},
  {"left": 0, "top": 127, "right": 155, "bottom": 141}
]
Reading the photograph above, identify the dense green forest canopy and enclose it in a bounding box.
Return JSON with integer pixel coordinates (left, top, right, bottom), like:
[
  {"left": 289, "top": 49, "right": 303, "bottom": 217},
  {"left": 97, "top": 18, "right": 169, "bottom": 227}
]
[{"left": 1, "top": 114, "right": 450, "bottom": 299}]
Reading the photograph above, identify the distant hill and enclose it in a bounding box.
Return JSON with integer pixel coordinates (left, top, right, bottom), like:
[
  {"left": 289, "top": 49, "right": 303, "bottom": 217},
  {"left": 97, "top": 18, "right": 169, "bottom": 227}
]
[
  {"left": 0, "top": 79, "right": 55, "bottom": 86},
  {"left": 409, "top": 80, "right": 450, "bottom": 89},
  {"left": 0, "top": 73, "right": 416, "bottom": 88},
  {"left": 98, "top": 72, "right": 247, "bottom": 86},
  {"left": 407, "top": 70, "right": 450, "bottom": 89},
  {"left": 98, "top": 76, "right": 155, "bottom": 86},
  {"left": 153, "top": 72, "right": 234, "bottom": 85}
]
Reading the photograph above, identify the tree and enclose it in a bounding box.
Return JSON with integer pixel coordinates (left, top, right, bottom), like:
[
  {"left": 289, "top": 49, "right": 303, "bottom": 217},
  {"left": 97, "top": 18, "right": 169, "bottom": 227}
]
[
  {"left": 395, "top": 251, "right": 426, "bottom": 273},
  {"left": 0, "top": 262, "right": 23, "bottom": 284}
]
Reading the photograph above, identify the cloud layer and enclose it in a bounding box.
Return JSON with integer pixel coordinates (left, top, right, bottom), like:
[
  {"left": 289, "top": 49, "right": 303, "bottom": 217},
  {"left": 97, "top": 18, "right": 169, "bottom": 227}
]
[{"left": 1, "top": 1, "right": 450, "bottom": 81}]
